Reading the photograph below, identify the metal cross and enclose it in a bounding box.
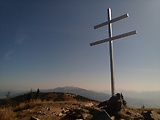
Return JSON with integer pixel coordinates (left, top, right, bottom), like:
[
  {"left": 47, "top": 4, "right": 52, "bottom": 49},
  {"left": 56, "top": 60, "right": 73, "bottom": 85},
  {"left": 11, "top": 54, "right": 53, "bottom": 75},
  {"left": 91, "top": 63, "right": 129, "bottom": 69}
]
[{"left": 90, "top": 8, "right": 137, "bottom": 96}]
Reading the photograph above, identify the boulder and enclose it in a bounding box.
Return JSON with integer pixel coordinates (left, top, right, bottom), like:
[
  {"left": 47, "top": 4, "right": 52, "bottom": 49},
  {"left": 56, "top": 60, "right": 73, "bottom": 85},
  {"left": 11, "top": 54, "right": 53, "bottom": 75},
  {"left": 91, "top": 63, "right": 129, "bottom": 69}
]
[
  {"left": 142, "top": 110, "right": 160, "bottom": 120},
  {"left": 98, "top": 93, "right": 126, "bottom": 116},
  {"left": 142, "top": 110, "right": 154, "bottom": 120},
  {"left": 98, "top": 100, "right": 108, "bottom": 108},
  {"left": 91, "top": 109, "right": 112, "bottom": 120}
]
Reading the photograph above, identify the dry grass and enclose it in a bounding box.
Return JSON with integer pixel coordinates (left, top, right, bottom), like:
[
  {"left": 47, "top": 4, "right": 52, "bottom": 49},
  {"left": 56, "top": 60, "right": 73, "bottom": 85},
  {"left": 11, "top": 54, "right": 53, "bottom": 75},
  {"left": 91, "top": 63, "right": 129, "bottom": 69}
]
[
  {"left": 0, "top": 100, "right": 43, "bottom": 120},
  {"left": 0, "top": 107, "right": 16, "bottom": 120},
  {"left": 14, "top": 100, "right": 42, "bottom": 112},
  {"left": 0, "top": 99, "right": 90, "bottom": 120}
]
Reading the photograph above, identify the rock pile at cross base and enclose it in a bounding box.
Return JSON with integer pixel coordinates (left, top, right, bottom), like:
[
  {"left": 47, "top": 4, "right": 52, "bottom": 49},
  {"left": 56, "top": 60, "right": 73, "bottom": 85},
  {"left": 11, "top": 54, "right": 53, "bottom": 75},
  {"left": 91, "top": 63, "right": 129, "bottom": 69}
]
[{"left": 31, "top": 93, "right": 160, "bottom": 120}]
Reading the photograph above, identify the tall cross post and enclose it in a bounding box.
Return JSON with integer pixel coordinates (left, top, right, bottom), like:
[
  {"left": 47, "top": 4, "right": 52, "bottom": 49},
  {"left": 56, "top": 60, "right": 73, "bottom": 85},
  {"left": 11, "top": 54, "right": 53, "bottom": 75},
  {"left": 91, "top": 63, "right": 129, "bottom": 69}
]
[{"left": 90, "top": 8, "right": 137, "bottom": 96}]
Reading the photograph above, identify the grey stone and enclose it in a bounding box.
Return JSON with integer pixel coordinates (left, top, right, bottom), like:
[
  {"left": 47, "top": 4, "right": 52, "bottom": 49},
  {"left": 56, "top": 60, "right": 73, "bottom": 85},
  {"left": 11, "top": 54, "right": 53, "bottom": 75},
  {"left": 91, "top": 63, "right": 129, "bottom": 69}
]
[
  {"left": 91, "top": 110, "right": 112, "bottom": 120},
  {"left": 99, "top": 93, "right": 126, "bottom": 116},
  {"left": 142, "top": 110, "right": 154, "bottom": 120}
]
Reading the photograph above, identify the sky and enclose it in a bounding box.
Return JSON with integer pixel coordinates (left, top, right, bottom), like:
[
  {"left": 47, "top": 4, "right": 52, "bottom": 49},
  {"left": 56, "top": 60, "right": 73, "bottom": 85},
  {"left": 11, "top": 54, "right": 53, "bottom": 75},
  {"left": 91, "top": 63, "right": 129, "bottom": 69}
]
[{"left": 0, "top": 0, "right": 160, "bottom": 93}]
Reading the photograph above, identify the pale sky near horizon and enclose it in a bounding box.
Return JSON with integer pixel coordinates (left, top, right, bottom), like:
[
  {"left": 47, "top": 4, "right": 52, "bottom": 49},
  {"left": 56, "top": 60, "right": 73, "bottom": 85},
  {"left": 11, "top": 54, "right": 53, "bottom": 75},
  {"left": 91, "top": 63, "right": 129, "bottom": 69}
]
[{"left": 0, "top": 0, "right": 160, "bottom": 93}]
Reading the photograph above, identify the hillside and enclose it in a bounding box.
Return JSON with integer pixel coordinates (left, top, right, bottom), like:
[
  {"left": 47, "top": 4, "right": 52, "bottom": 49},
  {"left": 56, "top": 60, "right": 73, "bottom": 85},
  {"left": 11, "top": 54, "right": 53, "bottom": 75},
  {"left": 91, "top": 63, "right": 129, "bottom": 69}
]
[
  {"left": 0, "top": 92, "right": 98, "bottom": 120},
  {"left": 0, "top": 91, "right": 97, "bottom": 107}
]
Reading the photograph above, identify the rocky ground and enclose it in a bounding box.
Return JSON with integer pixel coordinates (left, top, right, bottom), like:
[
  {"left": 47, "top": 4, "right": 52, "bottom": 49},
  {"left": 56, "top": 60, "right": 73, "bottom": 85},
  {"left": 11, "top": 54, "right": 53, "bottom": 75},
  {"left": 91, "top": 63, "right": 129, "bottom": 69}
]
[
  {"left": 1, "top": 92, "right": 160, "bottom": 120},
  {"left": 11, "top": 100, "right": 160, "bottom": 120}
]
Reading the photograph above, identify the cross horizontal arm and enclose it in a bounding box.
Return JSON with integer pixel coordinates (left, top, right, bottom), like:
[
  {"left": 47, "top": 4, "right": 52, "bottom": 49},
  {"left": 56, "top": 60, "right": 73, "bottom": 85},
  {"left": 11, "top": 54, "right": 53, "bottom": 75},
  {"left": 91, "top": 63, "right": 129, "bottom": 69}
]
[
  {"left": 90, "top": 30, "right": 137, "bottom": 46},
  {"left": 94, "top": 14, "right": 129, "bottom": 29}
]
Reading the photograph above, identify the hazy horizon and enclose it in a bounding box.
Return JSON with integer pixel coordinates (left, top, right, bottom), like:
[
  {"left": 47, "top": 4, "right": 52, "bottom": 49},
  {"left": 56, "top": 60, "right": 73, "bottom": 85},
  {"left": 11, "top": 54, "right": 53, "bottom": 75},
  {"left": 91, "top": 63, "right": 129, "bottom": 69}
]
[
  {"left": 0, "top": 1, "right": 160, "bottom": 92},
  {"left": 1, "top": 85, "right": 160, "bottom": 94}
]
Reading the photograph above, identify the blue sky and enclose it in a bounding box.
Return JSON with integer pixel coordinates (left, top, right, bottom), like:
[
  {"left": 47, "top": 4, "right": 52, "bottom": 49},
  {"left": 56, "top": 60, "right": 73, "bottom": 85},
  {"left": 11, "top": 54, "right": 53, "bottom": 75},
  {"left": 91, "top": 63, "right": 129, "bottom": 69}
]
[{"left": 0, "top": 0, "right": 160, "bottom": 93}]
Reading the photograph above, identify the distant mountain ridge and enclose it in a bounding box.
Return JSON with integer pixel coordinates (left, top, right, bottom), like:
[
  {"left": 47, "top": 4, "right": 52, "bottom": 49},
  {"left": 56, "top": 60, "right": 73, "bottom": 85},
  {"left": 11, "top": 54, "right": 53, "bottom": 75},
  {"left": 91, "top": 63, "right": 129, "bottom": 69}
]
[{"left": 41, "top": 86, "right": 111, "bottom": 102}]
